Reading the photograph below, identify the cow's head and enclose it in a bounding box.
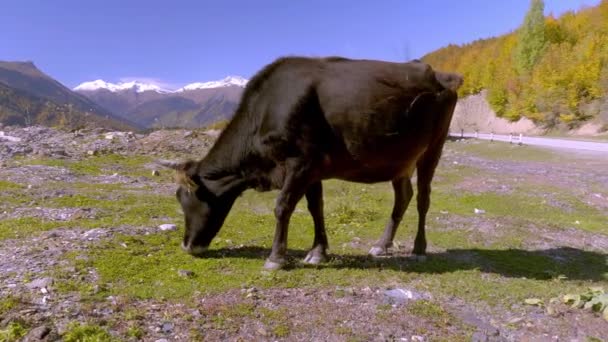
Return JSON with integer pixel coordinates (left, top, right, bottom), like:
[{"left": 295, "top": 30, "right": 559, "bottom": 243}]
[{"left": 156, "top": 159, "right": 235, "bottom": 256}]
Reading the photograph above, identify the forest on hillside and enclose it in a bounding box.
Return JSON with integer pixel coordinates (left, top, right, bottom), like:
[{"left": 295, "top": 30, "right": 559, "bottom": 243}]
[{"left": 423, "top": 0, "right": 608, "bottom": 131}]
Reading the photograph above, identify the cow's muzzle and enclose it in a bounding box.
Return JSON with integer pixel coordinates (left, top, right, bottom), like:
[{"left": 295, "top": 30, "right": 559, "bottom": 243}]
[{"left": 181, "top": 242, "right": 208, "bottom": 257}]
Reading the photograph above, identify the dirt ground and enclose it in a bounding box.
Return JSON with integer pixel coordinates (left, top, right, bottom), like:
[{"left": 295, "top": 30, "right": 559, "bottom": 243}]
[{"left": 1, "top": 126, "right": 607, "bottom": 341}]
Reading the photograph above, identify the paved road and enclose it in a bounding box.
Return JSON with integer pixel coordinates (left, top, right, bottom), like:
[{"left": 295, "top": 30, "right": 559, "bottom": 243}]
[{"left": 450, "top": 132, "right": 608, "bottom": 153}]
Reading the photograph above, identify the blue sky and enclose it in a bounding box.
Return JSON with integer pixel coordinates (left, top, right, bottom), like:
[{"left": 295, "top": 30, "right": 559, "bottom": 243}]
[{"left": 0, "top": 0, "right": 600, "bottom": 89}]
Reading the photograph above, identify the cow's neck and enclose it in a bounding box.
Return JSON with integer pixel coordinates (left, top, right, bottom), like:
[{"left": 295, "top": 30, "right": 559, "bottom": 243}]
[{"left": 198, "top": 117, "right": 261, "bottom": 197}]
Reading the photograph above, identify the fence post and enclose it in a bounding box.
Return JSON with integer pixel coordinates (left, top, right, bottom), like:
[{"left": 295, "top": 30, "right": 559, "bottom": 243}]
[
  {"left": 518, "top": 133, "right": 523, "bottom": 145},
  {"left": 474, "top": 131, "right": 479, "bottom": 139},
  {"left": 509, "top": 133, "right": 513, "bottom": 144}
]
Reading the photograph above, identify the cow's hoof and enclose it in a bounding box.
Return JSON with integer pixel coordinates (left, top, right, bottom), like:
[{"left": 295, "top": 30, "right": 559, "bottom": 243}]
[
  {"left": 412, "top": 254, "right": 427, "bottom": 262},
  {"left": 303, "top": 251, "right": 327, "bottom": 265},
  {"left": 369, "top": 246, "right": 389, "bottom": 257},
  {"left": 264, "top": 259, "right": 285, "bottom": 270}
]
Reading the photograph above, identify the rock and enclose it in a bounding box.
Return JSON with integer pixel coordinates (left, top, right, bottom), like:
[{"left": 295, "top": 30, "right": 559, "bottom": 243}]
[
  {"left": 474, "top": 208, "right": 486, "bottom": 214},
  {"left": 178, "top": 270, "right": 194, "bottom": 277},
  {"left": 161, "top": 322, "right": 174, "bottom": 334},
  {"left": 152, "top": 170, "right": 160, "bottom": 176},
  {"left": 27, "top": 277, "right": 54, "bottom": 289},
  {"left": 21, "top": 325, "right": 52, "bottom": 341},
  {"left": 87, "top": 150, "right": 97, "bottom": 156},
  {"left": 0, "top": 131, "right": 22, "bottom": 142},
  {"left": 83, "top": 228, "right": 107, "bottom": 240},
  {"left": 155, "top": 339, "right": 169, "bottom": 342},
  {"left": 158, "top": 224, "right": 177, "bottom": 231},
  {"left": 384, "top": 288, "right": 429, "bottom": 304}
]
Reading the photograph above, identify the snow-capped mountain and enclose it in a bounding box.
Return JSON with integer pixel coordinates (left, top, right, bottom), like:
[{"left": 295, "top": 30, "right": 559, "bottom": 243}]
[
  {"left": 74, "top": 75, "right": 248, "bottom": 129},
  {"left": 176, "top": 76, "right": 249, "bottom": 92},
  {"left": 73, "top": 80, "right": 171, "bottom": 93},
  {"left": 74, "top": 76, "right": 248, "bottom": 94}
]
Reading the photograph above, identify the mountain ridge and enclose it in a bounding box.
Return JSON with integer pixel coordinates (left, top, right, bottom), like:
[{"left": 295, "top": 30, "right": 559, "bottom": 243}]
[{"left": 0, "top": 61, "right": 141, "bottom": 131}]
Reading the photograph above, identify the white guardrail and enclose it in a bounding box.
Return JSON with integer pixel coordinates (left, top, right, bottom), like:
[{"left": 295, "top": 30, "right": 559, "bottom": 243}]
[{"left": 449, "top": 131, "right": 608, "bottom": 153}]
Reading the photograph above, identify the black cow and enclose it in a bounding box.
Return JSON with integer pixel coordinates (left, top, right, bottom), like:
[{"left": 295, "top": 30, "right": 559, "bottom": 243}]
[{"left": 159, "top": 56, "right": 463, "bottom": 270}]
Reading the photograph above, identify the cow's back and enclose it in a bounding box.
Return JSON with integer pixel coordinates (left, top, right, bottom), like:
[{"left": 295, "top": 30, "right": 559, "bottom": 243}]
[
  {"left": 240, "top": 56, "right": 458, "bottom": 184},
  {"left": 314, "top": 59, "right": 456, "bottom": 181}
]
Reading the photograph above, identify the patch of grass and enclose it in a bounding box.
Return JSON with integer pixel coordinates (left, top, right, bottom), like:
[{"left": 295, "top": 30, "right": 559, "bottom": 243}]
[
  {"left": 272, "top": 323, "right": 290, "bottom": 338},
  {"left": 0, "top": 180, "right": 23, "bottom": 190},
  {"left": 46, "top": 193, "right": 180, "bottom": 229},
  {"left": 126, "top": 325, "right": 144, "bottom": 340},
  {"left": 62, "top": 322, "right": 114, "bottom": 342},
  {"left": 431, "top": 190, "right": 608, "bottom": 235},
  {"left": 0, "top": 296, "right": 20, "bottom": 315},
  {"left": 453, "top": 140, "right": 560, "bottom": 162},
  {"left": 0, "top": 217, "right": 66, "bottom": 240},
  {"left": 0, "top": 321, "right": 28, "bottom": 342},
  {"left": 408, "top": 300, "right": 451, "bottom": 322},
  {"left": 22, "top": 153, "right": 153, "bottom": 177}
]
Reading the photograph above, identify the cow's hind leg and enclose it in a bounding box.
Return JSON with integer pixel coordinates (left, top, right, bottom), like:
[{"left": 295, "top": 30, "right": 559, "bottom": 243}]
[
  {"left": 369, "top": 177, "right": 413, "bottom": 256},
  {"left": 265, "top": 162, "right": 311, "bottom": 270},
  {"left": 303, "top": 181, "right": 329, "bottom": 264},
  {"left": 412, "top": 149, "right": 443, "bottom": 259}
]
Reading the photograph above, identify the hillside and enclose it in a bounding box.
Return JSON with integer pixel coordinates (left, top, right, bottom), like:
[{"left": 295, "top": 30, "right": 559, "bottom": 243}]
[
  {"left": 0, "top": 81, "right": 138, "bottom": 131},
  {"left": 423, "top": 0, "right": 608, "bottom": 133},
  {"left": 0, "top": 62, "right": 140, "bottom": 131}
]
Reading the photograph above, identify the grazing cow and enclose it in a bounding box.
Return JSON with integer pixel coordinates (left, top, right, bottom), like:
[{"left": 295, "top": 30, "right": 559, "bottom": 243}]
[{"left": 159, "top": 56, "right": 463, "bottom": 270}]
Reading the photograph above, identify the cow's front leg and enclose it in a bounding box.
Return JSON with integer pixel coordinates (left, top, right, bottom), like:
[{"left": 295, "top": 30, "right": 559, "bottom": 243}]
[
  {"left": 303, "top": 181, "right": 328, "bottom": 264},
  {"left": 369, "top": 177, "right": 413, "bottom": 256},
  {"left": 265, "top": 169, "right": 310, "bottom": 270}
]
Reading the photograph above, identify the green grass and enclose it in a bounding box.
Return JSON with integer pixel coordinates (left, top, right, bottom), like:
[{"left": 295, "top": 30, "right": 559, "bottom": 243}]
[
  {"left": 62, "top": 322, "right": 114, "bottom": 342},
  {"left": 0, "top": 217, "right": 67, "bottom": 240},
  {"left": 47, "top": 150, "right": 607, "bottom": 306},
  {"left": 0, "top": 180, "right": 23, "bottom": 191},
  {"left": 18, "top": 153, "right": 154, "bottom": 177},
  {"left": 453, "top": 140, "right": 561, "bottom": 162},
  {"left": 0, "top": 321, "right": 28, "bottom": 342}
]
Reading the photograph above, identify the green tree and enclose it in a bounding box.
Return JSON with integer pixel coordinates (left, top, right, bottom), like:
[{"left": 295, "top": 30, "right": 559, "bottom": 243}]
[{"left": 515, "top": 0, "right": 547, "bottom": 74}]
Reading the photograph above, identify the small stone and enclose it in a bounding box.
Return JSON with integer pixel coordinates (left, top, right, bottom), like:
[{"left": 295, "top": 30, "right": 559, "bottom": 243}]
[
  {"left": 154, "top": 339, "right": 169, "bottom": 342},
  {"left": 411, "top": 336, "right": 425, "bottom": 342},
  {"left": 161, "top": 322, "right": 174, "bottom": 334},
  {"left": 159, "top": 224, "right": 177, "bottom": 231},
  {"left": 178, "top": 270, "right": 194, "bottom": 277},
  {"left": 87, "top": 150, "right": 96, "bottom": 156},
  {"left": 474, "top": 208, "right": 486, "bottom": 214},
  {"left": 27, "top": 277, "right": 54, "bottom": 289},
  {"left": 257, "top": 327, "right": 268, "bottom": 336},
  {"left": 152, "top": 170, "right": 160, "bottom": 176}
]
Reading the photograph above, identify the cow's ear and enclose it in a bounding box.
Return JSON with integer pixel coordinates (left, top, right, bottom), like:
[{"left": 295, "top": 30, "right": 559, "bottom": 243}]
[
  {"left": 156, "top": 159, "right": 200, "bottom": 190},
  {"left": 435, "top": 71, "right": 463, "bottom": 92}
]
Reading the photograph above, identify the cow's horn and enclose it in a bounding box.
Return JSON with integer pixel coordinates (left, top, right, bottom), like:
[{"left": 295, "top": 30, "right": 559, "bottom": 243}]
[{"left": 155, "top": 159, "right": 182, "bottom": 170}]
